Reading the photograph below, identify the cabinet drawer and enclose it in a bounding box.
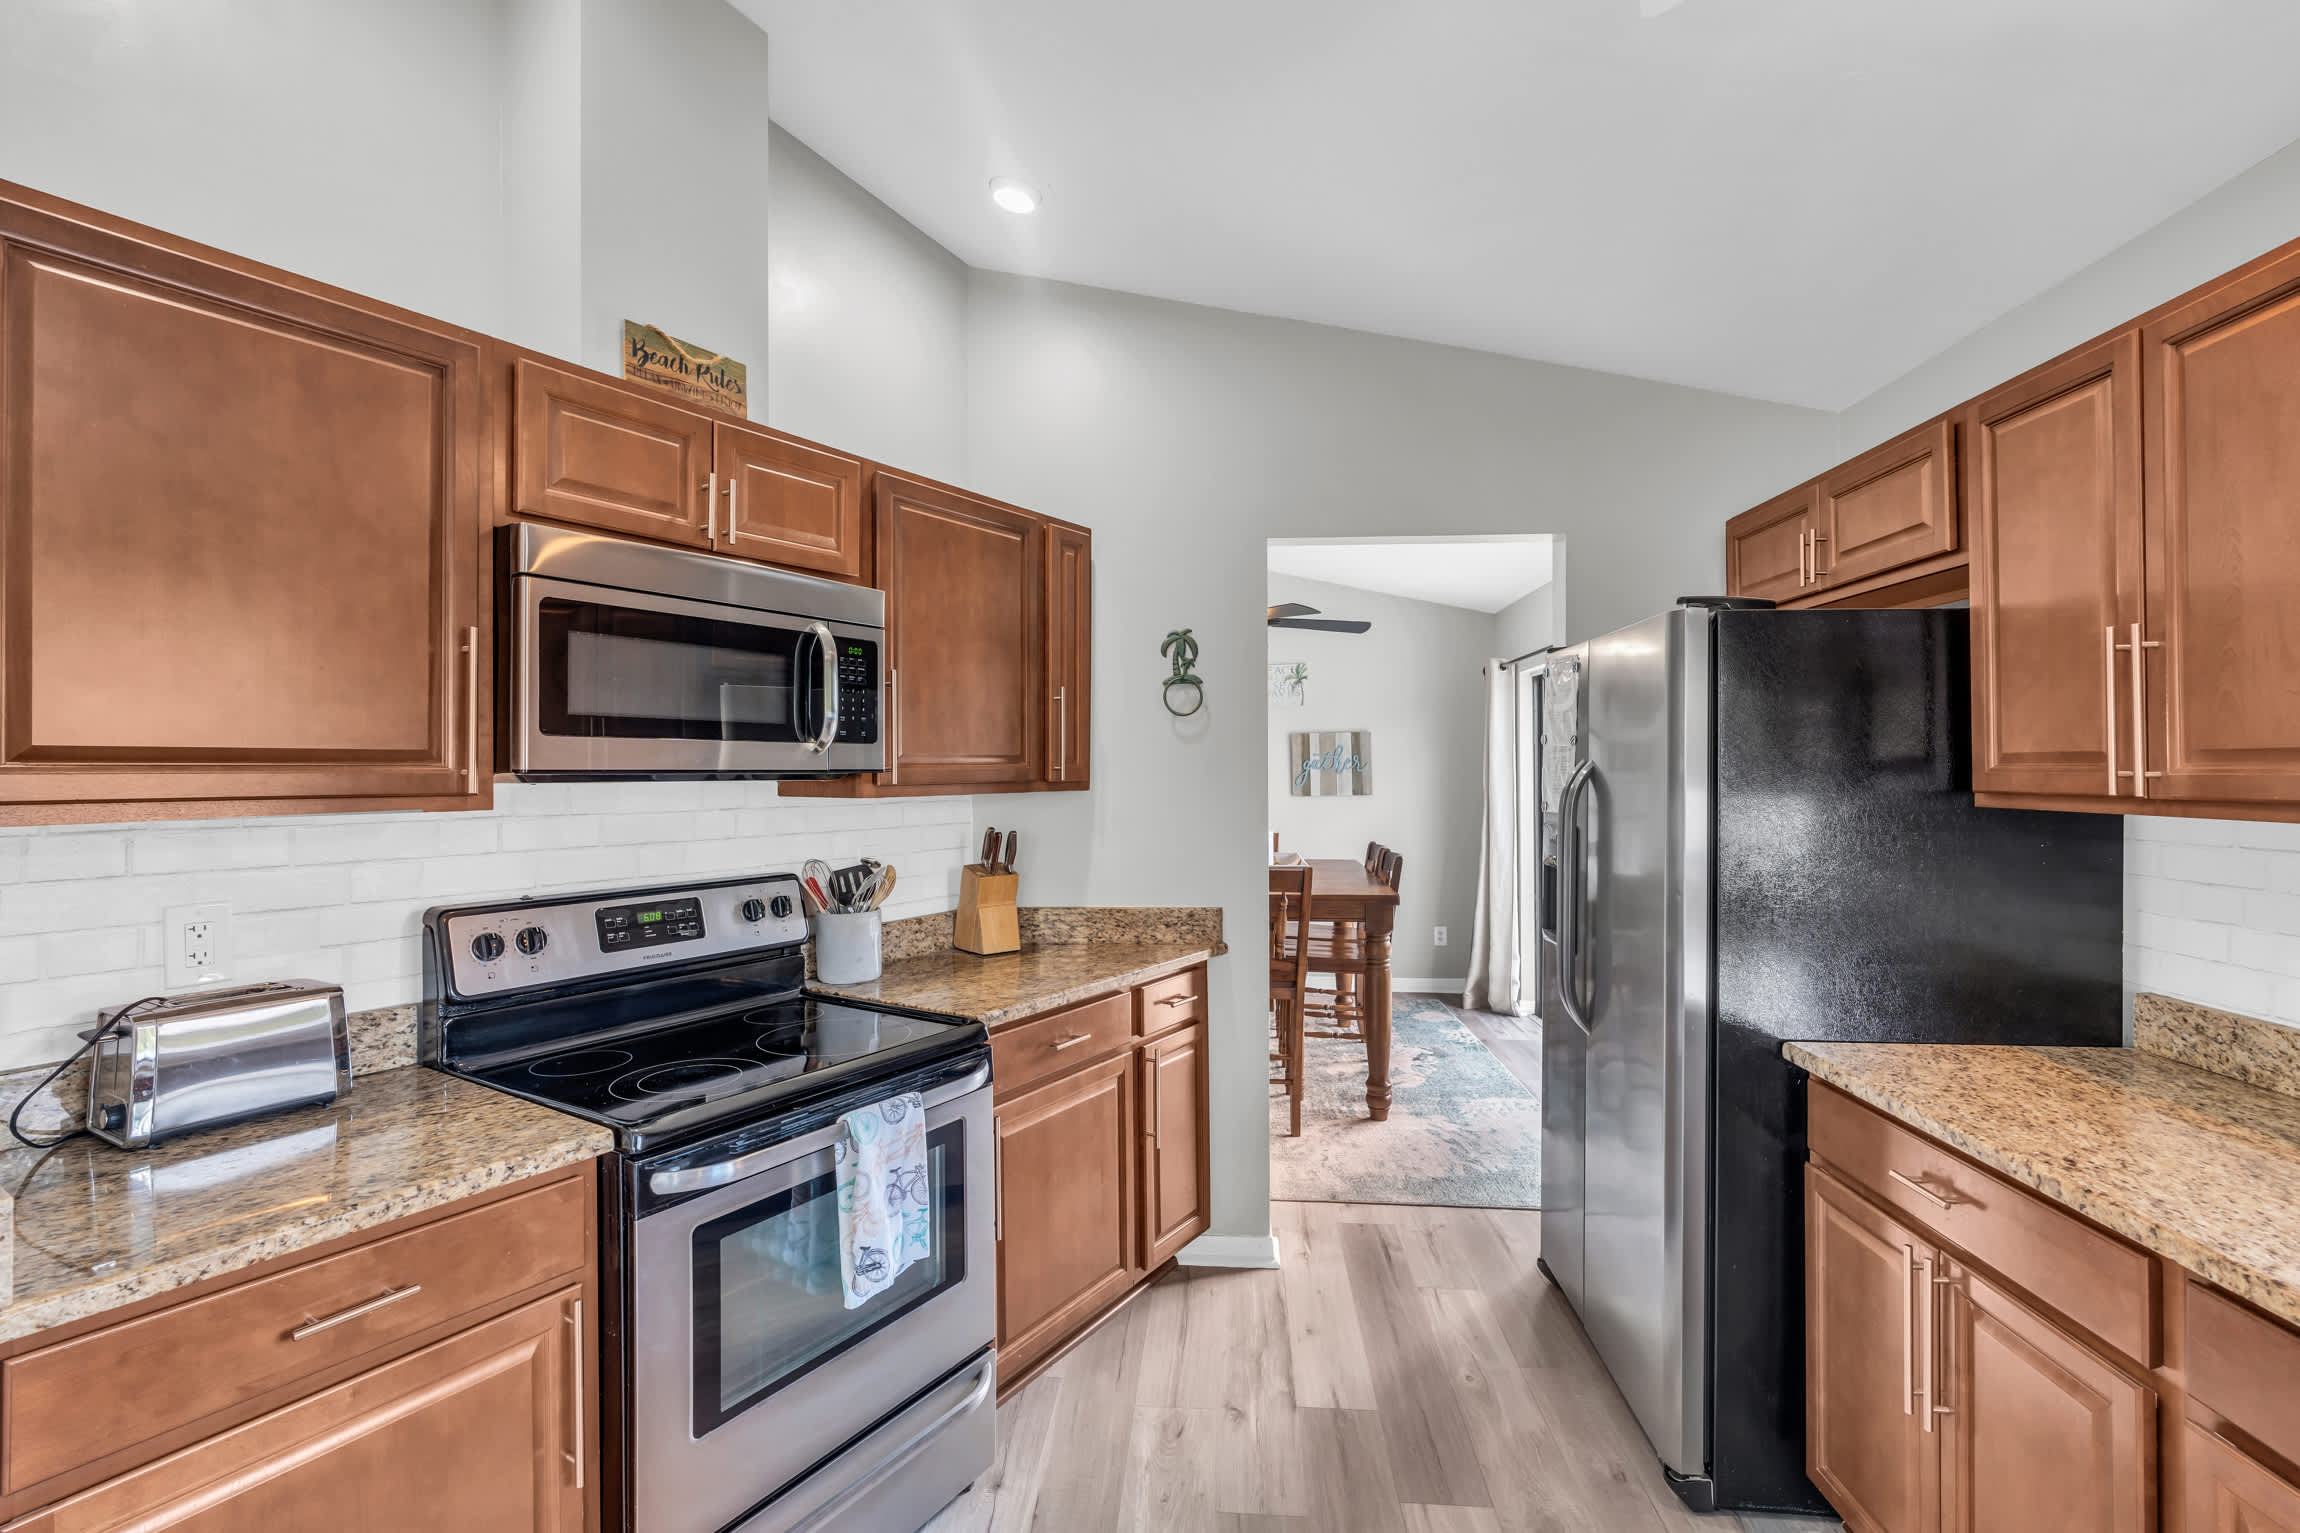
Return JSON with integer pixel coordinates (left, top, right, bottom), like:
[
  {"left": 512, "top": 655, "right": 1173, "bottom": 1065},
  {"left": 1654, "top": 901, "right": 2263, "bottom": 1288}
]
[
  {"left": 3, "top": 1171, "right": 589, "bottom": 1496},
  {"left": 992, "top": 993, "right": 1132, "bottom": 1095},
  {"left": 1808, "top": 1084, "right": 2155, "bottom": 1365},
  {"left": 2187, "top": 1281, "right": 2300, "bottom": 1471},
  {"left": 1135, "top": 967, "right": 1207, "bottom": 1036}
]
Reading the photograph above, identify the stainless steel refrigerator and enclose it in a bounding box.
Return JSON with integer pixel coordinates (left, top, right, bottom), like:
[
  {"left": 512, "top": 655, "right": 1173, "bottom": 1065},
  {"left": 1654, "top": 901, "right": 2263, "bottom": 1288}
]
[{"left": 1536, "top": 601, "right": 2122, "bottom": 1515}]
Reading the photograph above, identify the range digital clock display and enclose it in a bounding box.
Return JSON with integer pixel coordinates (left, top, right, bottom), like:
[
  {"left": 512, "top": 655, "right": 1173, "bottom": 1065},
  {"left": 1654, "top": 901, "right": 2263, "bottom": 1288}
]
[{"left": 596, "top": 897, "right": 704, "bottom": 951}]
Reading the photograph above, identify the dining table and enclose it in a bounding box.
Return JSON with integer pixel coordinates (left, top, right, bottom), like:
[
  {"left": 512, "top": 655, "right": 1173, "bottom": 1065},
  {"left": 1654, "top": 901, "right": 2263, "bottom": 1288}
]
[{"left": 1296, "top": 858, "right": 1403, "bottom": 1121}]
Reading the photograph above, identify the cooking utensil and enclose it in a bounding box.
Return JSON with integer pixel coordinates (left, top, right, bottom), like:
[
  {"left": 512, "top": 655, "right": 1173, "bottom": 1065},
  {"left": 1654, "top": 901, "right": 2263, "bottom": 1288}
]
[
  {"left": 867, "top": 866, "right": 897, "bottom": 909},
  {"left": 1001, "top": 830, "right": 1017, "bottom": 874},
  {"left": 980, "top": 828, "right": 1000, "bottom": 868}
]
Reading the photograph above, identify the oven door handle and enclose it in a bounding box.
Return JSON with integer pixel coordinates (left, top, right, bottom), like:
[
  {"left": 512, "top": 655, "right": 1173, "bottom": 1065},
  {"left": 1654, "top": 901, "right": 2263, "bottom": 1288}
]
[{"left": 646, "top": 1062, "right": 990, "bottom": 1197}]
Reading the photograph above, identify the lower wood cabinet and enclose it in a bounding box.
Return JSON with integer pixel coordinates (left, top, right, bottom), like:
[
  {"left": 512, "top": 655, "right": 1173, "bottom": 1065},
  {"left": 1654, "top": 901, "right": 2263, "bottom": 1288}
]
[
  {"left": 992, "top": 970, "right": 1211, "bottom": 1387},
  {"left": 1808, "top": 1082, "right": 2300, "bottom": 1533},
  {"left": 0, "top": 1161, "right": 598, "bottom": 1531},
  {"left": 9, "top": 1290, "right": 585, "bottom": 1533}
]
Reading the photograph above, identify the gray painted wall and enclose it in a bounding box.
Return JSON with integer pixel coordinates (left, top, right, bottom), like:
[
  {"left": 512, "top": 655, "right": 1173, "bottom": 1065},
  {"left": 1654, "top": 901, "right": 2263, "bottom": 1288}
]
[
  {"left": 1267, "top": 576, "right": 1492, "bottom": 986},
  {"left": 962, "top": 271, "right": 1838, "bottom": 1239},
  {"left": 1494, "top": 584, "right": 1559, "bottom": 661},
  {"left": 765, "top": 126, "right": 969, "bottom": 483}
]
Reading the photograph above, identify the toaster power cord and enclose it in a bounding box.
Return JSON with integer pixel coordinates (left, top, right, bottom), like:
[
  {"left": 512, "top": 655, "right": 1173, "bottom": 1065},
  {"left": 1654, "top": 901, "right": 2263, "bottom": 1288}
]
[{"left": 7, "top": 996, "right": 166, "bottom": 1151}]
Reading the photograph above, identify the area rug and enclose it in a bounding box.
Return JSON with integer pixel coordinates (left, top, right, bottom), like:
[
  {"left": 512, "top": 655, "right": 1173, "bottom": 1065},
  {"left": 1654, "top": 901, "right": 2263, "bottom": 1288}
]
[{"left": 1270, "top": 996, "right": 1541, "bottom": 1208}]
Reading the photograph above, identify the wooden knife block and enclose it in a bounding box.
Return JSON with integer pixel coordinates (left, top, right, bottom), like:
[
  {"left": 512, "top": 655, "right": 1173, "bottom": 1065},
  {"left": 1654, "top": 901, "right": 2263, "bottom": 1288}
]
[{"left": 954, "top": 865, "right": 1019, "bottom": 955}]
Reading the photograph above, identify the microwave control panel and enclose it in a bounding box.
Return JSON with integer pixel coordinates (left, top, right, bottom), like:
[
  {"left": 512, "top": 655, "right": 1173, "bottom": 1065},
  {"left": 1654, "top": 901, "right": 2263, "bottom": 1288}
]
[{"left": 833, "top": 639, "right": 880, "bottom": 745}]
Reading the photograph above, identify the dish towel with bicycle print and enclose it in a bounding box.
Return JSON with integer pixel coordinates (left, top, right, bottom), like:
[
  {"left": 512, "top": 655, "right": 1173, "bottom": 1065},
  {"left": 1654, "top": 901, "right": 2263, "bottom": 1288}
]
[{"left": 835, "top": 1091, "right": 931, "bottom": 1309}]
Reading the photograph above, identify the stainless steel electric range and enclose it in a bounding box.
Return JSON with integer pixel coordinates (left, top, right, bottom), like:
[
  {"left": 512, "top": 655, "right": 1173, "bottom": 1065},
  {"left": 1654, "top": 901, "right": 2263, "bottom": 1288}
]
[{"left": 421, "top": 874, "right": 994, "bottom": 1533}]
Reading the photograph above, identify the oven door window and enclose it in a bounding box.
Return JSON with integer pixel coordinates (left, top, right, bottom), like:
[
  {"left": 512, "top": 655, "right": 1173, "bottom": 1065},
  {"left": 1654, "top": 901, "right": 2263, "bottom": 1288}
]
[
  {"left": 536, "top": 596, "right": 841, "bottom": 744},
  {"left": 691, "top": 1119, "right": 965, "bottom": 1436}
]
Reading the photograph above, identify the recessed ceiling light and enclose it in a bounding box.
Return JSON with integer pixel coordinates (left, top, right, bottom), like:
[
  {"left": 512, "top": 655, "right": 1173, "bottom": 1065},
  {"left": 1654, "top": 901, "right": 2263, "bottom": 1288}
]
[{"left": 989, "top": 178, "right": 1041, "bottom": 215}]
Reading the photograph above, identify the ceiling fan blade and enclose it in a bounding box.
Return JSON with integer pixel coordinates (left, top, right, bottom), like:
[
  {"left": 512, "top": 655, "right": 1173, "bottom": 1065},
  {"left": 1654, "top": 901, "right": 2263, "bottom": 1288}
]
[
  {"left": 1270, "top": 618, "right": 1372, "bottom": 633},
  {"left": 1266, "top": 602, "right": 1320, "bottom": 620}
]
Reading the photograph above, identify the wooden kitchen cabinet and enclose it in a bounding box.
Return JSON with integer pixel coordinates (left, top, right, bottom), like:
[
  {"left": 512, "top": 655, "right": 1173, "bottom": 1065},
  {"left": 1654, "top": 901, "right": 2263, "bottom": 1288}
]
[
  {"left": 0, "top": 181, "right": 488, "bottom": 822},
  {"left": 1965, "top": 333, "right": 2144, "bottom": 801},
  {"left": 511, "top": 358, "right": 715, "bottom": 551},
  {"left": 1726, "top": 483, "right": 1822, "bottom": 603},
  {"left": 2140, "top": 244, "right": 2300, "bottom": 807},
  {"left": 1805, "top": 1166, "right": 1933, "bottom": 1533},
  {"left": 0, "top": 1161, "right": 598, "bottom": 1529},
  {"left": 9, "top": 1291, "right": 585, "bottom": 1533},
  {"left": 1936, "top": 1259, "right": 2152, "bottom": 1533},
  {"left": 994, "top": 1049, "right": 1138, "bottom": 1381},
  {"left": 1140, "top": 1021, "right": 1210, "bottom": 1267},
  {"left": 714, "top": 421, "right": 867, "bottom": 580},
  {"left": 1817, "top": 418, "right": 1959, "bottom": 590},
  {"left": 1045, "top": 519, "right": 1093, "bottom": 788},
  {"left": 2183, "top": 1423, "right": 2300, "bottom": 1533}
]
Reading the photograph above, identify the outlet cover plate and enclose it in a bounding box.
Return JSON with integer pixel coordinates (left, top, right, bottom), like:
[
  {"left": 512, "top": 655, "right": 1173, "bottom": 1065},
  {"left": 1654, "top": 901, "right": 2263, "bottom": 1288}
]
[
  {"left": 1433, "top": 926, "right": 1449, "bottom": 947},
  {"left": 164, "top": 902, "right": 231, "bottom": 990}
]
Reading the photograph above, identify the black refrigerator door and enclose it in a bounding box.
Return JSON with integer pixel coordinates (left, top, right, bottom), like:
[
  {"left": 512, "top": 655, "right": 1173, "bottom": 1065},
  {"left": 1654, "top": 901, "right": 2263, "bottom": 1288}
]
[{"left": 1706, "top": 608, "right": 2123, "bottom": 1513}]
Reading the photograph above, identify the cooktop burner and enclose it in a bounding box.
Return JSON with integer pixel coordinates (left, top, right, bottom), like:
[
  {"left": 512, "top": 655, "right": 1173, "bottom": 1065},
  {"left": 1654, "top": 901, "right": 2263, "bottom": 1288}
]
[{"left": 463, "top": 995, "right": 970, "bottom": 1138}]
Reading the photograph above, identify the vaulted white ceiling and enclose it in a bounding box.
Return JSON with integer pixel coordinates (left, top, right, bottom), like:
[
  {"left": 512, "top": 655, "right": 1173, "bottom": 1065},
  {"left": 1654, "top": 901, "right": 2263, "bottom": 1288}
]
[
  {"left": 1269, "top": 537, "right": 1553, "bottom": 614},
  {"left": 737, "top": 0, "right": 2300, "bottom": 409}
]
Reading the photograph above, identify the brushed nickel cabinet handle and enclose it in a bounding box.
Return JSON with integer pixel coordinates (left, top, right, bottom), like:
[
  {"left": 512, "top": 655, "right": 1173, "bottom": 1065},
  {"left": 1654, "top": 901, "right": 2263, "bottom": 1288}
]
[
  {"left": 1798, "top": 529, "right": 1810, "bottom": 587},
  {"left": 1149, "top": 1044, "right": 1163, "bottom": 1150},
  {"left": 291, "top": 1284, "right": 421, "bottom": 1340},
  {"left": 2104, "top": 625, "right": 2121, "bottom": 794},
  {"left": 2127, "top": 621, "right": 2162, "bottom": 797},
  {"left": 1055, "top": 685, "right": 1067, "bottom": 781},
  {"left": 1930, "top": 1266, "right": 1955, "bottom": 1421},
  {"left": 565, "top": 1295, "right": 585, "bottom": 1488},
  {"left": 1049, "top": 1032, "right": 1093, "bottom": 1051},
  {"left": 1917, "top": 1251, "right": 1937, "bottom": 1432},
  {"left": 1901, "top": 1244, "right": 1917, "bottom": 1417},
  {"left": 705, "top": 472, "right": 718, "bottom": 543},
  {"left": 1888, "top": 1168, "right": 1956, "bottom": 1209},
  {"left": 1157, "top": 994, "right": 1196, "bottom": 1008},
  {"left": 1810, "top": 529, "right": 1829, "bottom": 581},
  {"left": 726, "top": 474, "right": 738, "bottom": 541},
  {"left": 462, "top": 626, "right": 479, "bottom": 793}
]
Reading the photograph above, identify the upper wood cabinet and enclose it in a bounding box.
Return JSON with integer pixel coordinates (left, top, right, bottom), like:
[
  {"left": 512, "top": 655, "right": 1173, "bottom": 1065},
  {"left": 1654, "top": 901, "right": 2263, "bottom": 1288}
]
[
  {"left": 0, "top": 186, "right": 487, "bottom": 822},
  {"left": 2141, "top": 246, "right": 2300, "bottom": 806},
  {"left": 512, "top": 358, "right": 714, "bottom": 550},
  {"left": 1819, "top": 418, "right": 1958, "bottom": 588},
  {"left": 715, "top": 421, "right": 866, "bottom": 580},
  {"left": 1045, "top": 520, "right": 1092, "bottom": 788},
  {"left": 1965, "top": 333, "right": 2144, "bottom": 800},
  {"left": 1726, "top": 484, "right": 1822, "bottom": 603},
  {"left": 511, "top": 358, "right": 869, "bottom": 582}
]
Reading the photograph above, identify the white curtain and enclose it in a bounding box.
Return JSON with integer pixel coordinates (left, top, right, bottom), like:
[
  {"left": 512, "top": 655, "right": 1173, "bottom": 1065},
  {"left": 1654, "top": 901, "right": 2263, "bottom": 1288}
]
[{"left": 1462, "top": 659, "right": 1519, "bottom": 1013}]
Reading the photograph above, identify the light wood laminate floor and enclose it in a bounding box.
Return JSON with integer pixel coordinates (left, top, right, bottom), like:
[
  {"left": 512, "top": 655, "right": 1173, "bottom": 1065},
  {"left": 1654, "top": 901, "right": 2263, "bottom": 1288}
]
[{"left": 926, "top": 1201, "right": 1838, "bottom": 1532}]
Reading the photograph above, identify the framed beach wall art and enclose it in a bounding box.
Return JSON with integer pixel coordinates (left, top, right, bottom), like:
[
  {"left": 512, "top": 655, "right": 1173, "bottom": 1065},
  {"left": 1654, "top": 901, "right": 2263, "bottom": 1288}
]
[
  {"left": 1289, "top": 730, "right": 1372, "bottom": 796},
  {"left": 1269, "top": 661, "right": 1308, "bottom": 707}
]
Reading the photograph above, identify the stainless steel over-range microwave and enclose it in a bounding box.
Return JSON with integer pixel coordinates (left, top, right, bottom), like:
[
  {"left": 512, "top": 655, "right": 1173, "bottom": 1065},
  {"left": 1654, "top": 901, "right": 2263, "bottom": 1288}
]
[{"left": 504, "top": 524, "right": 886, "bottom": 779}]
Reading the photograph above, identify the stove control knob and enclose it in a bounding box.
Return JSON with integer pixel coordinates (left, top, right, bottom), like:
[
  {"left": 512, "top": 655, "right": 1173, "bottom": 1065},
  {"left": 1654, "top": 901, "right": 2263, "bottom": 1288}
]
[
  {"left": 470, "top": 931, "right": 506, "bottom": 963},
  {"left": 767, "top": 894, "right": 793, "bottom": 920},
  {"left": 514, "top": 926, "right": 549, "bottom": 956},
  {"left": 742, "top": 898, "right": 769, "bottom": 923}
]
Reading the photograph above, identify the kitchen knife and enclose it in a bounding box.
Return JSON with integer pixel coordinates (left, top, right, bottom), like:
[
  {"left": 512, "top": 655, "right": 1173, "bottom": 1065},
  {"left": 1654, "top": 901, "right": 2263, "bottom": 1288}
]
[
  {"left": 981, "top": 827, "right": 1000, "bottom": 868},
  {"left": 1001, "top": 830, "right": 1017, "bottom": 875}
]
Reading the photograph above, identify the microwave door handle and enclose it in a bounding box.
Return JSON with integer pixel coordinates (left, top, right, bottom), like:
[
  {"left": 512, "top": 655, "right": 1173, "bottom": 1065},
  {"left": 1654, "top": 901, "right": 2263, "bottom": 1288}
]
[{"left": 806, "top": 621, "right": 839, "bottom": 753}]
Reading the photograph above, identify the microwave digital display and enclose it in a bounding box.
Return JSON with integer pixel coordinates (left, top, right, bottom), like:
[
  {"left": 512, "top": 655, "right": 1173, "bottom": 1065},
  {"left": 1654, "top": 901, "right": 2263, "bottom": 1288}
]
[{"left": 597, "top": 898, "right": 704, "bottom": 952}]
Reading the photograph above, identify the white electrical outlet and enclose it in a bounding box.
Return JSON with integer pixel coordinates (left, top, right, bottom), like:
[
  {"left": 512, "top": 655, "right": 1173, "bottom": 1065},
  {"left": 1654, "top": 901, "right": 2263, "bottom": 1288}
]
[
  {"left": 165, "top": 903, "right": 231, "bottom": 990},
  {"left": 1433, "top": 926, "right": 1448, "bottom": 947}
]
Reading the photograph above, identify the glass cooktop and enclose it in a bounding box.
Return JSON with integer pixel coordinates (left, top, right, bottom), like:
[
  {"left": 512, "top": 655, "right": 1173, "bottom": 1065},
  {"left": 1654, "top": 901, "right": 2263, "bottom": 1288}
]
[{"left": 463, "top": 995, "right": 968, "bottom": 1135}]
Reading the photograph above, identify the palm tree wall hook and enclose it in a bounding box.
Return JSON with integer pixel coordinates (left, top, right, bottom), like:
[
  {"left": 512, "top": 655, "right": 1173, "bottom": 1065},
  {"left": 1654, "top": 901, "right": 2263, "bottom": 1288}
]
[{"left": 1161, "top": 629, "right": 1204, "bottom": 717}]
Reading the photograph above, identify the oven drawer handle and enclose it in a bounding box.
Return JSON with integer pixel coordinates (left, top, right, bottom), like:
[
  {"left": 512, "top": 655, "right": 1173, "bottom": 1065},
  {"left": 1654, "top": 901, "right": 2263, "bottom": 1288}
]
[
  {"left": 647, "top": 1062, "right": 990, "bottom": 1196},
  {"left": 787, "top": 1354, "right": 996, "bottom": 1533},
  {"left": 291, "top": 1285, "right": 421, "bottom": 1340}
]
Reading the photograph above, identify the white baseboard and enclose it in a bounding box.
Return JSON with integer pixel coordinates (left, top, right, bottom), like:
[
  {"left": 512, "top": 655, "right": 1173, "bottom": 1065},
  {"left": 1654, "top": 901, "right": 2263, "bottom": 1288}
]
[
  {"left": 1175, "top": 1232, "right": 1281, "bottom": 1269},
  {"left": 1394, "top": 977, "right": 1466, "bottom": 994}
]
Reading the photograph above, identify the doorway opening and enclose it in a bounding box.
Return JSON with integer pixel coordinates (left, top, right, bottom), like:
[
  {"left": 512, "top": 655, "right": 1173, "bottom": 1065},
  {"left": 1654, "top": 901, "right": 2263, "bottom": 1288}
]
[{"left": 1264, "top": 534, "right": 1562, "bottom": 1209}]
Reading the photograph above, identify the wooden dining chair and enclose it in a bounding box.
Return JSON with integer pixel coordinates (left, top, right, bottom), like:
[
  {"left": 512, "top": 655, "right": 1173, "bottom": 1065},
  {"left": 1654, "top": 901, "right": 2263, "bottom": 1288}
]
[
  {"left": 1268, "top": 866, "right": 1312, "bottom": 1137},
  {"left": 1301, "top": 850, "right": 1404, "bottom": 1049}
]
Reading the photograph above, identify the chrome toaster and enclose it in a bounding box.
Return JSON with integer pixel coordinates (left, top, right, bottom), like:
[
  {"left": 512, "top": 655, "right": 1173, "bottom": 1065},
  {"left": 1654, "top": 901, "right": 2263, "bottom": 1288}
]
[{"left": 86, "top": 981, "right": 351, "bottom": 1149}]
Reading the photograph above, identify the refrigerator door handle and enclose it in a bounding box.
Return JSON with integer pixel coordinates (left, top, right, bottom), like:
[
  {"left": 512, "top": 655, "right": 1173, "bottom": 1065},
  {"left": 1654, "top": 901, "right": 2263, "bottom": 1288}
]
[{"left": 1554, "top": 758, "right": 1596, "bottom": 1034}]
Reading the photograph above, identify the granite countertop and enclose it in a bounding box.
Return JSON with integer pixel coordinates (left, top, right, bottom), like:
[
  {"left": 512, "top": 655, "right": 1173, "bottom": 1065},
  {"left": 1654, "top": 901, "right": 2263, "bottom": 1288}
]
[
  {"left": 1788, "top": 1041, "right": 2300, "bottom": 1329},
  {"left": 0, "top": 1068, "right": 612, "bottom": 1344},
  {"left": 811, "top": 940, "right": 1226, "bottom": 1030}
]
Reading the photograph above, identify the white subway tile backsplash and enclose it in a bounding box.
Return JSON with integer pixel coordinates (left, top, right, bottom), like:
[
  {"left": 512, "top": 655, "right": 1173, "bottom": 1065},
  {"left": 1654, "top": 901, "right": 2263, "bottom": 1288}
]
[
  {"left": 0, "top": 782, "right": 969, "bottom": 1070},
  {"left": 2127, "top": 816, "right": 2300, "bottom": 1031}
]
